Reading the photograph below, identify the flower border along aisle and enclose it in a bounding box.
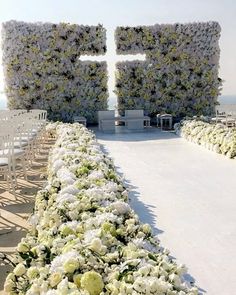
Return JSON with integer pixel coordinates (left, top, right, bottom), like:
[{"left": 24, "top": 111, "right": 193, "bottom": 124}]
[
  {"left": 175, "top": 119, "right": 236, "bottom": 159},
  {"left": 5, "top": 123, "right": 198, "bottom": 295}
]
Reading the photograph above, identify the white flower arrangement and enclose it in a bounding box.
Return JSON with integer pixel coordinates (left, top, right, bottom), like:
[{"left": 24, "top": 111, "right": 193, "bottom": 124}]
[
  {"left": 115, "top": 22, "right": 222, "bottom": 117},
  {"left": 175, "top": 118, "right": 236, "bottom": 158},
  {"left": 2, "top": 21, "right": 108, "bottom": 123},
  {"left": 4, "top": 123, "right": 198, "bottom": 294}
]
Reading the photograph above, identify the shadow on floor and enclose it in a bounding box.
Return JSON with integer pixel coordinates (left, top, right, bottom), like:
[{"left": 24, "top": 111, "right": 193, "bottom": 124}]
[
  {"left": 125, "top": 179, "right": 163, "bottom": 235},
  {"left": 0, "top": 138, "right": 54, "bottom": 292},
  {"left": 91, "top": 126, "right": 179, "bottom": 143},
  {"left": 99, "top": 142, "right": 206, "bottom": 294},
  {"left": 0, "top": 226, "right": 28, "bottom": 247}
]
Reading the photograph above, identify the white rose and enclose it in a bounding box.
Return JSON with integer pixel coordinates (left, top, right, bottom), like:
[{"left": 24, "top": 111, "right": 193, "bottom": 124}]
[
  {"left": 138, "top": 265, "right": 152, "bottom": 276},
  {"left": 39, "top": 266, "right": 49, "bottom": 278},
  {"left": 142, "top": 223, "right": 151, "bottom": 234},
  {"left": 169, "top": 273, "right": 181, "bottom": 288},
  {"left": 13, "top": 263, "right": 26, "bottom": 276},
  {"left": 5, "top": 273, "right": 15, "bottom": 281},
  {"left": 4, "top": 280, "right": 15, "bottom": 292},
  {"left": 57, "top": 278, "right": 69, "bottom": 295},
  {"left": 63, "top": 258, "right": 79, "bottom": 273},
  {"left": 49, "top": 272, "right": 62, "bottom": 287},
  {"left": 176, "top": 264, "right": 187, "bottom": 275},
  {"left": 89, "top": 238, "right": 102, "bottom": 252},
  {"left": 27, "top": 267, "right": 39, "bottom": 279},
  {"left": 17, "top": 242, "right": 29, "bottom": 253}
]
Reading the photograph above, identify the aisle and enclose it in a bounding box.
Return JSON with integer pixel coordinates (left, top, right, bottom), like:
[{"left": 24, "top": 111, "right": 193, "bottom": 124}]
[{"left": 96, "top": 128, "right": 236, "bottom": 295}]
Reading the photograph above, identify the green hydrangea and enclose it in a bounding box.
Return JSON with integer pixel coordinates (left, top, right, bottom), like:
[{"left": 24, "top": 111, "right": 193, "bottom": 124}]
[{"left": 81, "top": 271, "right": 104, "bottom": 295}]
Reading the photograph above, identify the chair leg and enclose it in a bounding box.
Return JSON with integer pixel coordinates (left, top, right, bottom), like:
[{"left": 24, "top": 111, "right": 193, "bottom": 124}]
[
  {"left": 8, "top": 170, "right": 16, "bottom": 198},
  {"left": 26, "top": 145, "right": 33, "bottom": 166},
  {"left": 21, "top": 157, "right": 27, "bottom": 181},
  {"left": 11, "top": 157, "right": 18, "bottom": 187},
  {"left": 5, "top": 170, "right": 10, "bottom": 192}
]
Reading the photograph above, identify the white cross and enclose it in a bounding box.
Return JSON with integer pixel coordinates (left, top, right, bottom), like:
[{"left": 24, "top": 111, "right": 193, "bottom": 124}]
[{"left": 80, "top": 28, "right": 146, "bottom": 108}]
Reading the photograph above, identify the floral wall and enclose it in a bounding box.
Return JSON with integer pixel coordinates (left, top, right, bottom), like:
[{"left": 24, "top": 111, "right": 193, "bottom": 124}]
[
  {"left": 115, "top": 22, "right": 222, "bottom": 118},
  {"left": 2, "top": 21, "right": 108, "bottom": 123}
]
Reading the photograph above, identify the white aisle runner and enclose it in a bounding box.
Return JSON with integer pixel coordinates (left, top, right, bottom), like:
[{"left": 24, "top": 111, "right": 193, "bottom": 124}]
[{"left": 96, "top": 129, "right": 236, "bottom": 295}]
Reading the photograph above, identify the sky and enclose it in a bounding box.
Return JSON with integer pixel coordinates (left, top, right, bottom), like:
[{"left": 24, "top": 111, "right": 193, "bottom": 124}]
[{"left": 0, "top": 0, "right": 236, "bottom": 103}]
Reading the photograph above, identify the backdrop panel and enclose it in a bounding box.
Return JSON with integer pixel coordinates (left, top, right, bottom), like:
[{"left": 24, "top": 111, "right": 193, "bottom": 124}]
[
  {"left": 115, "top": 22, "right": 222, "bottom": 118},
  {"left": 2, "top": 21, "right": 108, "bottom": 123}
]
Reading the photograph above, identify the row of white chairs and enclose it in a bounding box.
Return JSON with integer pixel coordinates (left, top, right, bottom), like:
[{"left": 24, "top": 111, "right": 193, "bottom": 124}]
[
  {"left": 211, "top": 112, "right": 236, "bottom": 127},
  {"left": 0, "top": 109, "right": 47, "bottom": 196}
]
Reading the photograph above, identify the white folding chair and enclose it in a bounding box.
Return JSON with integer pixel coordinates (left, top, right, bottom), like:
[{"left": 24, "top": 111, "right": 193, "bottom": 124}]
[{"left": 0, "top": 131, "right": 16, "bottom": 195}]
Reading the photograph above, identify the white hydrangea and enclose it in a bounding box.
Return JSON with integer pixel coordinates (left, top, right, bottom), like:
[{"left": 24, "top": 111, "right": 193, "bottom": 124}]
[
  {"left": 111, "top": 201, "right": 131, "bottom": 215},
  {"left": 53, "top": 160, "right": 65, "bottom": 174},
  {"left": 88, "top": 170, "right": 104, "bottom": 180}
]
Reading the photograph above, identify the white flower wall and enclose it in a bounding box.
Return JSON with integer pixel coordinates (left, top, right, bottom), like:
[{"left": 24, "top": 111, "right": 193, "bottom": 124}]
[
  {"left": 115, "top": 22, "right": 222, "bottom": 117},
  {"left": 2, "top": 21, "right": 108, "bottom": 123}
]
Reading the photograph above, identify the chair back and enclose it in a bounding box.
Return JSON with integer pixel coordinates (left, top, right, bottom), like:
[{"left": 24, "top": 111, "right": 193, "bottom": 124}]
[
  {"left": 0, "top": 129, "right": 13, "bottom": 158},
  {"left": 98, "top": 110, "right": 115, "bottom": 120}
]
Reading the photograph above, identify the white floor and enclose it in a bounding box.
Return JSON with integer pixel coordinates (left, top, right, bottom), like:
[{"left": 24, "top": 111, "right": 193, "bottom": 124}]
[{"left": 96, "top": 127, "right": 236, "bottom": 295}]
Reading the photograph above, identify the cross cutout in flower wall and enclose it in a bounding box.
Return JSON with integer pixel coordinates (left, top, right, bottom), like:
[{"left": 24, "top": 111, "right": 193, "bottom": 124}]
[
  {"left": 2, "top": 21, "right": 221, "bottom": 121},
  {"left": 80, "top": 28, "right": 146, "bottom": 109}
]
